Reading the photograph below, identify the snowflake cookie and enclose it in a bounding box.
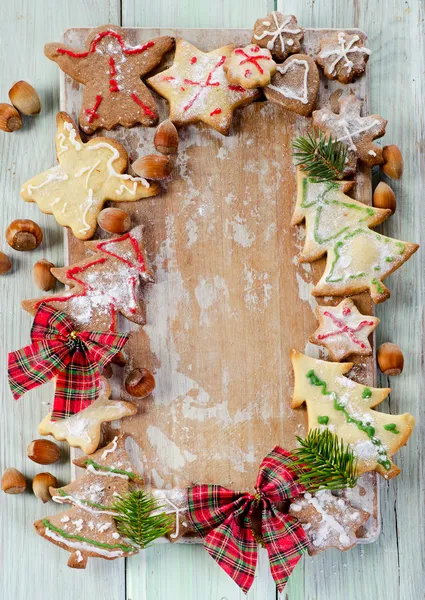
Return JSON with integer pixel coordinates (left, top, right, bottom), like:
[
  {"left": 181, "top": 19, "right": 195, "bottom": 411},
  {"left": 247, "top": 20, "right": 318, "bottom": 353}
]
[
  {"left": 310, "top": 298, "right": 379, "bottom": 361},
  {"left": 289, "top": 490, "right": 370, "bottom": 555},
  {"left": 312, "top": 93, "right": 387, "bottom": 177},
  {"left": 316, "top": 31, "right": 371, "bottom": 84},
  {"left": 147, "top": 39, "right": 260, "bottom": 135},
  {"left": 252, "top": 11, "right": 304, "bottom": 61},
  {"left": 264, "top": 54, "right": 319, "bottom": 116},
  {"left": 45, "top": 25, "right": 174, "bottom": 133},
  {"left": 224, "top": 44, "right": 276, "bottom": 89}
]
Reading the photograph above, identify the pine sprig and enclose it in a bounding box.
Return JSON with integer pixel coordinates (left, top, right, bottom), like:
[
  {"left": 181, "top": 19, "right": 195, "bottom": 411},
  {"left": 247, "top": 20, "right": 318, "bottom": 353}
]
[
  {"left": 292, "top": 428, "right": 358, "bottom": 492},
  {"left": 111, "top": 489, "right": 173, "bottom": 549},
  {"left": 292, "top": 131, "right": 348, "bottom": 182}
]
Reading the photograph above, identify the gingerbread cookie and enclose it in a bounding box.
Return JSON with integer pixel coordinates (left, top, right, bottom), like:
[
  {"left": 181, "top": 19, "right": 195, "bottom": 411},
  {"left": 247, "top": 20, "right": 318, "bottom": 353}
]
[
  {"left": 312, "top": 94, "right": 387, "bottom": 176},
  {"left": 38, "top": 378, "right": 137, "bottom": 454},
  {"left": 292, "top": 171, "right": 418, "bottom": 303},
  {"left": 252, "top": 12, "right": 304, "bottom": 61},
  {"left": 151, "top": 489, "right": 194, "bottom": 542},
  {"left": 310, "top": 298, "right": 379, "bottom": 361},
  {"left": 289, "top": 490, "right": 370, "bottom": 555},
  {"left": 147, "top": 39, "right": 260, "bottom": 136},
  {"left": 34, "top": 434, "right": 143, "bottom": 568},
  {"left": 264, "top": 54, "right": 319, "bottom": 116},
  {"left": 45, "top": 25, "right": 174, "bottom": 133},
  {"left": 22, "top": 225, "right": 153, "bottom": 331},
  {"left": 291, "top": 350, "right": 415, "bottom": 479},
  {"left": 316, "top": 31, "right": 371, "bottom": 84},
  {"left": 21, "top": 113, "right": 160, "bottom": 240},
  {"left": 224, "top": 44, "right": 276, "bottom": 89}
]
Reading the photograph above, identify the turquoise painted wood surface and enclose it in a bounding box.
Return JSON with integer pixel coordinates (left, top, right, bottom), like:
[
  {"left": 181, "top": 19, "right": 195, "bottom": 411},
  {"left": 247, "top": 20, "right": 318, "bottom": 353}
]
[{"left": 0, "top": 1, "right": 424, "bottom": 599}]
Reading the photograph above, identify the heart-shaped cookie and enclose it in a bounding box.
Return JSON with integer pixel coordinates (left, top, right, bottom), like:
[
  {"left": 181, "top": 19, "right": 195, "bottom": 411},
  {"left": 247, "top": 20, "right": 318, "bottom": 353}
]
[{"left": 264, "top": 53, "right": 319, "bottom": 116}]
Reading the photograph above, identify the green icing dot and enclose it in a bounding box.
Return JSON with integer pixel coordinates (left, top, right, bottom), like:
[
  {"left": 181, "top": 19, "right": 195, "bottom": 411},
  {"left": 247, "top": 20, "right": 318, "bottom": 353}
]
[
  {"left": 362, "top": 387, "right": 372, "bottom": 399},
  {"left": 317, "top": 415, "right": 329, "bottom": 425},
  {"left": 384, "top": 423, "right": 400, "bottom": 434}
]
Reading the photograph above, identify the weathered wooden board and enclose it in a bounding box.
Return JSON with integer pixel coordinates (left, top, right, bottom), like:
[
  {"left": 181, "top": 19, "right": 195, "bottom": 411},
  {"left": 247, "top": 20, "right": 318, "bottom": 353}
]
[{"left": 62, "top": 27, "right": 378, "bottom": 539}]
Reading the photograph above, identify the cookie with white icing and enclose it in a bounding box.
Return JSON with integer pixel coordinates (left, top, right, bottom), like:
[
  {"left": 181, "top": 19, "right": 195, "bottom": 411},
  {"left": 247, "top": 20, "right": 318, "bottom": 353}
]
[
  {"left": 147, "top": 39, "right": 260, "bottom": 136},
  {"left": 252, "top": 12, "right": 304, "bottom": 61},
  {"left": 151, "top": 489, "right": 194, "bottom": 542},
  {"left": 289, "top": 490, "right": 370, "bottom": 555},
  {"left": 310, "top": 298, "right": 379, "bottom": 361},
  {"left": 264, "top": 54, "right": 319, "bottom": 116},
  {"left": 312, "top": 94, "right": 387, "bottom": 176},
  {"left": 38, "top": 377, "right": 137, "bottom": 454},
  {"left": 224, "top": 44, "right": 276, "bottom": 89},
  {"left": 316, "top": 31, "right": 371, "bottom": 84},
  {"left": 21, "top": 112, "right": 160, "bottom": 240}
]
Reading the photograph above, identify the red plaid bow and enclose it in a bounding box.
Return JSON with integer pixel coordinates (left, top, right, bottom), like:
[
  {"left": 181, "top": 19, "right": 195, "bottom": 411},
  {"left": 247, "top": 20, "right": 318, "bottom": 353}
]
[
  {"left": 187, "top": 447, "right": 307, "bottom": 594},
  {"left": 8, "top": 304, "right": 129, "bottom": 420}
]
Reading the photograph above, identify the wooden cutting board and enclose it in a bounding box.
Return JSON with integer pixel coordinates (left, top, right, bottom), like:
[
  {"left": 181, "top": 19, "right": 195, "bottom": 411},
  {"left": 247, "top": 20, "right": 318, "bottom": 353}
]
[{"left": 62, "top": 27, "right": 379, "bottom": 541}]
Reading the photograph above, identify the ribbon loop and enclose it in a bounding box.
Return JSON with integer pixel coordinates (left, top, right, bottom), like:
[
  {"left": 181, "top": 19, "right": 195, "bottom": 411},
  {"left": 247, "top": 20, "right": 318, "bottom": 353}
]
[
  {"left": 8, "top": 304, "right": 129, "bottom": 420},
  {"left": 187, "top": 447, "right": 308, "bottom": 594}
]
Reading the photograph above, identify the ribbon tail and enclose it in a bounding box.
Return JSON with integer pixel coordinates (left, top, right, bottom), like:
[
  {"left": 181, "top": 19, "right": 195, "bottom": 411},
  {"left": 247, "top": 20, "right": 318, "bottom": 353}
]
[
  {"left": 8, "top": 340, "right": 71, "bottom": 400},
  {"left": 204, "top": 515, "right": 258, "bottom": 594},
  {"left": 261, "top": 506, "right": 308, "bottom": 593},
  {"left": 51, "top": 351, "right": 99, "bottom": 420}
]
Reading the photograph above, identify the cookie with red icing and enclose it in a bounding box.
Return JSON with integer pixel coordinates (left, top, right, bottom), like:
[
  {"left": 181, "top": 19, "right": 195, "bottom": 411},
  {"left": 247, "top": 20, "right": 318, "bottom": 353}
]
[
  {"left": 264, "top": 54, "right": 319, "bottom": 116},
  {"left": 147, "top": 38, "right": 260, "bottom": 136},
  {"left": 44, "top": 25, "right": 174, "bottom": 133},
  {"left": 22, "top": 225, "right": 153, "bottom": 331},
  {"left": 224, "top": 44, "right": 276, "bottom": 89}
]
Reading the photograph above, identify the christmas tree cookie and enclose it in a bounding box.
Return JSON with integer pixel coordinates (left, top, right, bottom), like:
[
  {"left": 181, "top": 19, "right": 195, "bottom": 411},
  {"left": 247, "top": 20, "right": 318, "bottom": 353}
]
[
  {"left": 292, "top": 170, "right": 419, "bottom": 303},
  {"left": 147, "top": 39, "right": 260, "bottom": 135},
  {"left": 45, "top": 25, "right": 174, "bottom": 133},
  {"left": 22, "top": 225, "right": 152, "bottom": 331},
  {"left": 291, "top": 350, "right": 415, "bottom": 479},
  {"left": 20, "top": 113, "right": 160, "bottom": 240},
  {"left": 38, "top": 377, "right": 137, "bottom": 454}
]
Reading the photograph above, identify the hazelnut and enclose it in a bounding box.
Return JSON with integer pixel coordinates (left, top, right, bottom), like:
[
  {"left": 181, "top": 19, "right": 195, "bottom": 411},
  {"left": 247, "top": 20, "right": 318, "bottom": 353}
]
[
  {"left": 373, "top": 182, "right": 396, "bottom": 214},
  {"left": 381, "top": 145, "right": 404, "bottom": 180},
  {"left": 377, "top": 342, "right": 404, "bottom": 376},
  {"left": 27, "top": 439, "right": 61, "bottom": 465},
  {"left": 9, "top": 81, "right": 41, "bottom": 116},
  {"left": 0, "top": 251, "right": 12, "bottom": 275},
  {"left": 154, "top": 120, "right": 179, "bottom": 155},
  {"left": 0, "top": 103, "right": 22, "bottom": 132},
  {"left": 32, "top": 472, "right": 57, "bottom": 503},
  {"left": 132, "top": 154, "right": 172, "bottom": 180},
  {"left": 6, "top": 219, "right": 42, "bottom": 251},
  {"left": 1, "top": 468, "right": 26, "bottom": 494},
  {"left": 33, "top": 259, "right": 56, "bottom": 291},
  {"left": 125, "top": 368, "right": 156, "bottom": 398},
  {"left": 97, "top": 207, "right": 131, "bottom": 234}
]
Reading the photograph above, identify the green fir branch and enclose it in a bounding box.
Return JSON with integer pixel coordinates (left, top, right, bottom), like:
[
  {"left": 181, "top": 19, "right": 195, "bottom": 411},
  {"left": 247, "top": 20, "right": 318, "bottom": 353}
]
[
  {"left": 111, "top": 489, "right": 173, "bottom": 549},
  {"left": 292, "top": 131, "right": 348, "bottom": 182},
  {"left": 292, "top": 428, "right": 358, "bottom": 492}
]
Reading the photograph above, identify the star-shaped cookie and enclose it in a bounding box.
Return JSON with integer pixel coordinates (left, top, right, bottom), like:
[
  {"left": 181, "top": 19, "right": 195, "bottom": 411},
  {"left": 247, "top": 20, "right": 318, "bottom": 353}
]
[
  {"left": 38, "top": 378, "right": 136, "bottom": 454},
  {"left": 147, "top": 39, "right": 260, "bottom": 135},
  {"left": 312, "top": 94, "right": 387, "bottom": 176},
  {"left": 310, "top": 298, "right": 379, "bottom": 361},
  {"left": 20, "top": 112, "right": 160, "bottom": 240},
  {"left": 289, "top": 490, "right": 370, "bottom": 555},
  {"left": 45, "top": 25, "right": 174, "bottom": 133}
]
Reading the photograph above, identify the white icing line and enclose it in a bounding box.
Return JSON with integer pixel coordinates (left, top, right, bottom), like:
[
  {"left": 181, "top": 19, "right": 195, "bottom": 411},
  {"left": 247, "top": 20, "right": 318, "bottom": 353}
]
[
  {"left": 63, "top": 121, "right": 82, "bottom": 151},
  {"left": 87, "top": 142, "right": 149, "bottom": 188},
  {"left": 115, "top": 181, "right": 138, "bottom": 196},
  {"left": 44, "top": 528, "right": 125, "bottom": 558},
  {"left": 254, "top": 12, "right": 301, "bottom": 53},
  {"left": 101, "top": 436, "right": 118, "bottom": 459},
  {"left": 27, "top": 172, "right": 69, "bottom": 195},
  {"left": 86, "top": 464, "right": 129, "bottom": 480},
  {"left": 79, "top": 188, "right": 94, "bottom": 233},
  {"left": 75, "top": 166, "right": 92, "bottom": 178},
  {"left": 320, "top": 32, "right": 371, "bottom": 75},
  {"left": 269, "top": 58, "right": 309, "bottom": 104},
  {"left": 85, "top": 160, "right": 101, "bottom": 189},
  {"left": 52, "top": 494, "right": 117, "bottom": 516}
]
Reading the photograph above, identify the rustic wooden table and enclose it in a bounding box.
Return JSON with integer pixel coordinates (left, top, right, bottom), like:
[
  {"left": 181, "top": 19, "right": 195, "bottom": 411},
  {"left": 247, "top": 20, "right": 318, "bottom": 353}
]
[{"left": 0, "top": 1, "right": 423, "bottom": 599}]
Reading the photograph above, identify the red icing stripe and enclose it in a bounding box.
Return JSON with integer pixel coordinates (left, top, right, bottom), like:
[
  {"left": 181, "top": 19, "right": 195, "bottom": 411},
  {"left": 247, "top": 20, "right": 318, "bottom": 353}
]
[
  {"left": 228, "top": 84, "right": 246, "bottom": 93},
  {"left": 130, "top": 93, "right": 156, "bottom": 118},
  {"left": 210, "top": 108, "right": 222, "bottom": 116},
  {"left": 84, "top": 94, "right": 103, "bottom": 123},
  {"left": 57, "top": 32, "right": 155, "bottom": 58}
]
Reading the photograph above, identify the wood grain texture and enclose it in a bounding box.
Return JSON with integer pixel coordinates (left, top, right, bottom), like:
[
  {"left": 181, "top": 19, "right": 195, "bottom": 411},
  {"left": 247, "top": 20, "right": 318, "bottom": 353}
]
[{"left": 1, "top": 2, "right": 424, "bottom": 600}]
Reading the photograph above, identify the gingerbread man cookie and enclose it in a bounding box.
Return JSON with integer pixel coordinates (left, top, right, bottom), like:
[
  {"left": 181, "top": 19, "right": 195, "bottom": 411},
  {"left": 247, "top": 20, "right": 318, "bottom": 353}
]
[
  {"left": 20, "top": 113, "right": 159, "bottom": 240},
  {"left": 147, "top": 38, "right": 260, "bottom": 135},
  {"left": 224, "top": 44, "right": 276, "bottom": 89},
  {"left": 316, "top": 31, "right": 371, "bottom": 84},
  {"left": 289, "top": 490, "right": 370, "bottom": 555},
  {"left": 45, "top": 25, "right": 174, "bottom": 133},
  {"left": 252, "top": 12, "right": 304, "bottom": 61},
  {"left": 312, "top": 93, "right": 387, "bottom": 176},
  {"left": 310, "top": 298, "right": 379, "bottom": 361},
  {"left": 264, "top": 54, "right": 319, "bottom": 116}
]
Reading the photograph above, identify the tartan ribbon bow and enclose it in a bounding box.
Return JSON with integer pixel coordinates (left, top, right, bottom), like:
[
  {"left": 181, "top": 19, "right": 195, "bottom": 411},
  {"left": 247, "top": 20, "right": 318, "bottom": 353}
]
[
  {"left": 8, "top": 304, "right": 129, "bottom": 420},
  {"left": 187, "top": 447, "right": 308, "bottom": 594}
]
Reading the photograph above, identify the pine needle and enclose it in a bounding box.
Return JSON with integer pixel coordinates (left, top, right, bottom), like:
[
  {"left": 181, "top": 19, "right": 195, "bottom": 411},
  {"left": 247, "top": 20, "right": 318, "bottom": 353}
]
[
  {"left": 111, "top": 489, "right": 173, "bottom": 549},
  {"left": 292, "top": 130, "right": 348, "bottom": 182},
  {"left": 292, "top": 428, "right": 358, "bottom": 492}
]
